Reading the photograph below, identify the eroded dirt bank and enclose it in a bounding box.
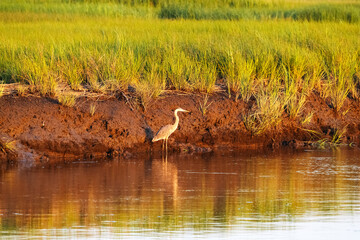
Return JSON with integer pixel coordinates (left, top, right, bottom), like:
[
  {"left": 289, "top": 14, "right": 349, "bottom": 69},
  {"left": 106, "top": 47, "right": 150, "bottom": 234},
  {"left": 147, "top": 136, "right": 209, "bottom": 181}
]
[{"left": 1, "top": 92, "right": 360, "bottom": 162}]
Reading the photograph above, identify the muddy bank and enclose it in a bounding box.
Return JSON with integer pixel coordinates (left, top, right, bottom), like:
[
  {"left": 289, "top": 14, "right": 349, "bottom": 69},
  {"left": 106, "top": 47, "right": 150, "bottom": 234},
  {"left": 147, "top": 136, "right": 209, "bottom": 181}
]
[{"left": 1, "top": 91, "right": 360, "bottom": 162}]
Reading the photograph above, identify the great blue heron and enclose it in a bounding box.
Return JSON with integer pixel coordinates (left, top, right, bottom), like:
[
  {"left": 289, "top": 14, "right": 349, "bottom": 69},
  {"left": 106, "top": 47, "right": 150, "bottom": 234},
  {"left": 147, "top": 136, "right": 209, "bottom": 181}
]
[{"left": 152, "top": 108, "right": 189, "bottom": 154}]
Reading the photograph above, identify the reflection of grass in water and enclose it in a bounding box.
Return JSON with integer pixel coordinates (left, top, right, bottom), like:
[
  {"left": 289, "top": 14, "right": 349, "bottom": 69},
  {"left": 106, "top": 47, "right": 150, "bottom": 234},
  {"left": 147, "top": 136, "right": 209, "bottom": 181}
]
[
  {"left": 1, "top": 150, "right": 358, "bottom": 233},
  {"left": 3, "top": 151, "right": 356, "bottom": 232}
]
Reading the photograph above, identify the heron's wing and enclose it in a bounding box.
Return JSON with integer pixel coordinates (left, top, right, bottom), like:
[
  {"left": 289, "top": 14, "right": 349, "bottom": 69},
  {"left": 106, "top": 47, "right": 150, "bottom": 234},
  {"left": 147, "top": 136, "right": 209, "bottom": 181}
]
[{"left": 152, "top": 124, "right": 175, "bottom": 142}]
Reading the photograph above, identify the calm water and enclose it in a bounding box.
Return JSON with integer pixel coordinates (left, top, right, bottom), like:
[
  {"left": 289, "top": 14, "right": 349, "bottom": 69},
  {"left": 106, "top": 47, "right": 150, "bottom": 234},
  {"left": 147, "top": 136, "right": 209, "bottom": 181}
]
[{"left": 1, "top": 148, "right": 360, "bottom": 239}]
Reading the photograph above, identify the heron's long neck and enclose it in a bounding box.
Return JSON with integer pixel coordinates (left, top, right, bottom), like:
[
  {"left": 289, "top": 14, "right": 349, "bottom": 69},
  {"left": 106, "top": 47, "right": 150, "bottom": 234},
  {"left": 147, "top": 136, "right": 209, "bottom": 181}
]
[{"left": 173, "top": 110, "right": 180, "bottom": 129}]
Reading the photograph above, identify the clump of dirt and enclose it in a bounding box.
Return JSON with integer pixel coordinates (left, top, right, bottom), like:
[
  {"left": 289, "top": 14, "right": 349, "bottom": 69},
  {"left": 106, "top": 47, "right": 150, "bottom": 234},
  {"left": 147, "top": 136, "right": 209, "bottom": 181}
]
[{"left": 1, "top": 91, "right": 360, "bottom": 163}]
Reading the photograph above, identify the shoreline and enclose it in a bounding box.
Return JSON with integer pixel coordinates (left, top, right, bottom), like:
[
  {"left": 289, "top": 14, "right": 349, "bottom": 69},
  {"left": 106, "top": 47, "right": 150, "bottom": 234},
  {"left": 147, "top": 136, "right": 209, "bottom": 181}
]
[{"left": 1, "top": 89, "right": 360, "bottom": 163}]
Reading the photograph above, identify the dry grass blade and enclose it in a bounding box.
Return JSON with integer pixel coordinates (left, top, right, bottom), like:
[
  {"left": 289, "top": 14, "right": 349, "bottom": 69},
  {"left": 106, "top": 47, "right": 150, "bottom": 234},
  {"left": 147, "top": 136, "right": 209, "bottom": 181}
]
[
  {"left": 301, "top": 112, "right": 313, "bottom": 126},
  {"left": 90, "top": 103, "right": 97, "bottom": 116}
]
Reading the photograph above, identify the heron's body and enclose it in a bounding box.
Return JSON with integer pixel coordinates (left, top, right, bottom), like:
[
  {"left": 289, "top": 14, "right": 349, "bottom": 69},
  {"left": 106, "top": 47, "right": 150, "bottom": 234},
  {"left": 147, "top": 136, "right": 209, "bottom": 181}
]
[
  {"left": 152, "top": 124, "right": 177, "bottom": 142},
  {"left": 152, "top": 108, "right": 189, "bottom": 154}
]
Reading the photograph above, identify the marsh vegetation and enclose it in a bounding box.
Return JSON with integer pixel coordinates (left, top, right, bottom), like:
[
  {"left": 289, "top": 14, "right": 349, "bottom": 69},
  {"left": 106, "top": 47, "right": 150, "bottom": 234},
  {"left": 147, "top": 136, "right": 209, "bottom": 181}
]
[{"left": 0, "top": 0, "right": 359, "bottom": 134}]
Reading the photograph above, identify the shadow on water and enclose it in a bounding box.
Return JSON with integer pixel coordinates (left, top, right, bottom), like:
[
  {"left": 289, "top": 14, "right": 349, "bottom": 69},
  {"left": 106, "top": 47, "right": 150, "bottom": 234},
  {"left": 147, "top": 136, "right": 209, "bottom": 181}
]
[{"left": 1, "top": 148, "right": 360, "bottom": 238}]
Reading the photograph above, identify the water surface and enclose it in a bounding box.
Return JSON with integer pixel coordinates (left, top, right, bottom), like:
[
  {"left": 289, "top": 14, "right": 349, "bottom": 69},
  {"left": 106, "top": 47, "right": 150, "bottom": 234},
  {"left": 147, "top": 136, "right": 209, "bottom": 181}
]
[{"left": 1, "top": 148, "right": 360, "bottom": 239}]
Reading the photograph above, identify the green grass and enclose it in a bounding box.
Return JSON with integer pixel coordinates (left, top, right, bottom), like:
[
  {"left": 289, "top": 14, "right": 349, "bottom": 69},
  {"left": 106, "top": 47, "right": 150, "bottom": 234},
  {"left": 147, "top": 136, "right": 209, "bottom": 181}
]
[
  {"left": 0, "top": 0, "right": 360, "bottom": 133},
  {"left": 159, "top": 3, "right": 360, "bottom": 22}
]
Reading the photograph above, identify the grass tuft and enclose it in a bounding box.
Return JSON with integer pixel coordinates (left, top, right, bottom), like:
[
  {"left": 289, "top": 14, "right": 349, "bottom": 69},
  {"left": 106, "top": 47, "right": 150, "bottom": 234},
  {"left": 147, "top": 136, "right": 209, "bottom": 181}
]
[
  {"left": 19, "top": 57, "right": 58, "bottom": 96},
  {"left": 244, "top": 91, "right": 283, "bottom": 135},
  {"left": 58, "top": 93, "right": 77, "bottom": 107},
  {"left": 16, "top": 84, "right": 28, "bottom": 96},
  {"left": 0, "top": 139, "right": 16, "bottom": 153},
  {"left": 199, "top": 94, "right": 213, "bottom": 116}
]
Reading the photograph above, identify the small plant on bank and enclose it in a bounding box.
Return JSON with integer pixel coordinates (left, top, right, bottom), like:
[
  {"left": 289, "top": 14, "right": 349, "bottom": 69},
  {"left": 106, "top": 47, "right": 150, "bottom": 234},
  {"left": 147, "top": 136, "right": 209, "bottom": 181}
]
[
  {"left": 0, "top": 83, "right": 4, "bottom": 97},
  {"left": 313, "top": 126, "right": 347, "bottom": 148},
  {"left": 315, "top": 139, "right": 329, "bottom": 149},
  {"left": 0, "top": 139, "right": 16, "bottom": 153},
  {"left": 199, "top": 94, "right": 212, "bottom": 116},
  {"left": 16, "top": 84, "right": 28, "bottom": 96},
  {"left": 58, "top": 93, "right": 77, "bottom": 107},
  {"left": 90, "top": 103, "right": 97, "bottom": 116}
]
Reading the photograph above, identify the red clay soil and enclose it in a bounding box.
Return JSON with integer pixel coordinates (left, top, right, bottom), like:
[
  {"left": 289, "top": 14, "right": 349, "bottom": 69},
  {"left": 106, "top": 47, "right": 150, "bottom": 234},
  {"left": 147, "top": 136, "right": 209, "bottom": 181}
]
[{"left": 1, "top": 91, "right": 360, "bottom": 163}]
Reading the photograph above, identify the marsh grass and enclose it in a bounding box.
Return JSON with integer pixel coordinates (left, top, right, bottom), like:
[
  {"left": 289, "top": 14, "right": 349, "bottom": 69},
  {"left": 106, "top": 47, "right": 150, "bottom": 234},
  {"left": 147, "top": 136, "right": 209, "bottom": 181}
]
[
  {"left": 59, "top": 58, "right": 84, "bottom": 91},
  {"left": 282, "top": 65, "right": 308, "bottom": 119},
  {"left": 221, "top": 50, "right": 256, "bottom": 101},
  {"left": 0, "top": 0, "right": 154, "bottom": 18},
  {"left": 19, "top": 57, "right": 58, "bottom": 96},
  {"left": 159, "top": 1, "right": 360, "bottom": 22},
  {"left": 134, "top": 63, "right": 166, "bottom": 111},
  {"left": 284, "top": 91, "right": 307, "bottom": 119},
  {"left": 244, "top": 91, "right": 283, "bottom": 135},
  {"left": 165, "top": 51, "right": 193, "bottom": 91},
  {"left": 190, "top": 62, "right": 218, "bottom": 93},
  {"left": 326, "top": 52, "right": 357, "bottom": 111}
]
